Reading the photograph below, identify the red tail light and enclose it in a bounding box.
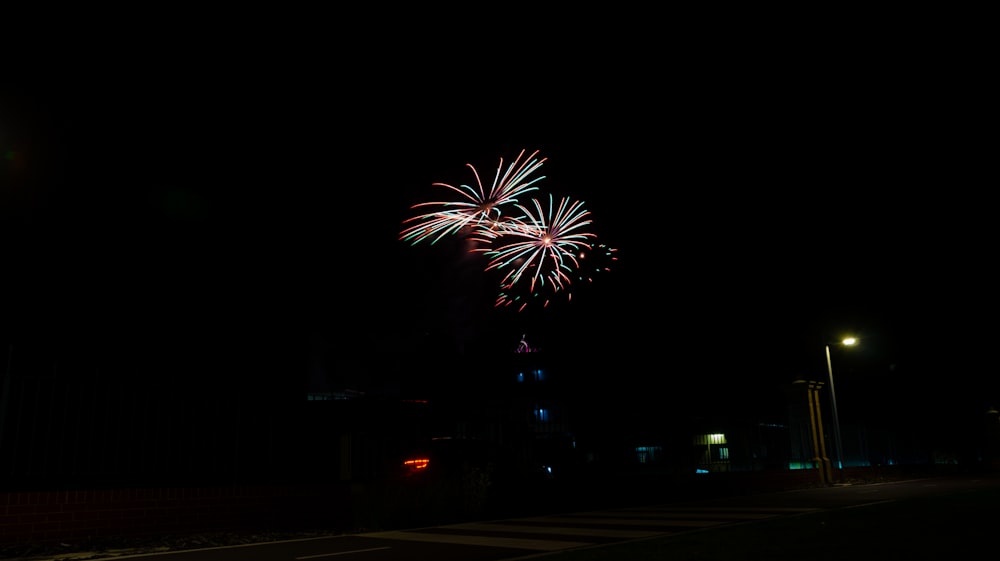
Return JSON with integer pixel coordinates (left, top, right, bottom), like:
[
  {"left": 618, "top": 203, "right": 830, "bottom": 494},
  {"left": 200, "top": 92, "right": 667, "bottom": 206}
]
[{"left": 403, "top": 458, "right": 430, "bottom": 471}]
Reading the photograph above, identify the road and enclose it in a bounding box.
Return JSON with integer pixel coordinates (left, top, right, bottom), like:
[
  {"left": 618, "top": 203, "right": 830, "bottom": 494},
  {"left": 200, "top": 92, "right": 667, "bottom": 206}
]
[{"left": 55, "top": 474, "right": 997, "bottom": 561}]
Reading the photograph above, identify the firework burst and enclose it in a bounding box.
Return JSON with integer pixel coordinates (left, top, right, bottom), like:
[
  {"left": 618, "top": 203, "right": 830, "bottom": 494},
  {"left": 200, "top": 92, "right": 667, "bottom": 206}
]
[
  {"left": 399, "top": 149, "right": 547, "bottom": 245},
  {"left": 480, "top": 193, "right": 597, "bottom": 312},
  {"left": 400, "top": 148, "right": 617, "bottom": 315}
]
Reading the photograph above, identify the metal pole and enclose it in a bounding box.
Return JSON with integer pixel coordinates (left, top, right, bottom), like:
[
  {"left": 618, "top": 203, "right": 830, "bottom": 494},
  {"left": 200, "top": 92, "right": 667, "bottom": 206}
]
[{"left": 825, "top": 344, "right": 844, "bottom": 481}]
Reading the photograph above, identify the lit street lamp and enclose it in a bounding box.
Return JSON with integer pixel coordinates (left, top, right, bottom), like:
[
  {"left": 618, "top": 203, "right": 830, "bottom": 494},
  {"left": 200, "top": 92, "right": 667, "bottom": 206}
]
[{"left": 825, "top": 336, "right": 857, "bottom": 481}]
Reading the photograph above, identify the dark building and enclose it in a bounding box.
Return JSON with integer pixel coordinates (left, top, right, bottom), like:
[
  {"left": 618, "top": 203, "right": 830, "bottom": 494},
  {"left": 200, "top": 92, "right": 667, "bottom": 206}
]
[{"left": 3, "top": 329, "right": 996, "bottom": 532}]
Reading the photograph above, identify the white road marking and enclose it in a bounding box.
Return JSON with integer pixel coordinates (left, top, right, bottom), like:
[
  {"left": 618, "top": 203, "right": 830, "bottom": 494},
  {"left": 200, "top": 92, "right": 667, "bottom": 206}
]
[{"left": 295, "top": 546, "right": 391, "bottom": 559}]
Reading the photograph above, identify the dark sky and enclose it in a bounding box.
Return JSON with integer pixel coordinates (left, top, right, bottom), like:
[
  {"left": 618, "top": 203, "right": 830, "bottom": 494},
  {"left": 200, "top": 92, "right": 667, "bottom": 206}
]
[{"left": 2, "top": 21, "right": 996, "bottom": 422}]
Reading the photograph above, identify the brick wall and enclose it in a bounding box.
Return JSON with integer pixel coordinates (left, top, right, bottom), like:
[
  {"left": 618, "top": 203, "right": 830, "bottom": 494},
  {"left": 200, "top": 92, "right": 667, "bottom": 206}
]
[
  {"left": 0, "top": 465, "right": 959, "bottom": 548},
  {"left": 0, "top": 484, "right": 354, "bottom": 548}
]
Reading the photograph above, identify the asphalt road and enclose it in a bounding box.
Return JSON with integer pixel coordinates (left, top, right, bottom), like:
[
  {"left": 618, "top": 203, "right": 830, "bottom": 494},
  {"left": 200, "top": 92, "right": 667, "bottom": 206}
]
[{"left": 28, "top": 474, "right": 998, "bottom": 561}]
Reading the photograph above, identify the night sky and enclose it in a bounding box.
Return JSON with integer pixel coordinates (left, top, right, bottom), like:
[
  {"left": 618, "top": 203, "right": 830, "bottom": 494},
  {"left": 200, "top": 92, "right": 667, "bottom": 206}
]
[{"left": 2, "top": 21, "right": 995, "bottom": 428}]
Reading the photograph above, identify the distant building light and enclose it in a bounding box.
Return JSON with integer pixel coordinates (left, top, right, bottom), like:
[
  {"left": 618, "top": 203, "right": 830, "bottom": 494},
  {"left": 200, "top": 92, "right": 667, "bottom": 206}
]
[
  {"left": 693, "top": 433, "right": 727, "bottom": 445},
  {"left": 635, "top": 445, "right": 662, "bottom": 464}
]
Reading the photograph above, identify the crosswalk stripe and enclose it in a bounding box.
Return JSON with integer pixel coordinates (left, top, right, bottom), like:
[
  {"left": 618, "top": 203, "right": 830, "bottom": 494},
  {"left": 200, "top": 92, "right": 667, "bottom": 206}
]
[
  {"left": 360, "top": 503, "right": 826, "bottom": 552},
  {"left": 547, "top": 512, "right": 782, "bottom": 521},
  {"left": 509, "top": 516, "right": 739, "bottom": 526},
  {"left": 435, "top": 522, "right": 665, "bottom": 538},
  {"left": 359, "top": 530, "right": 593, "bottom": 551},
  {"left": 616, "top": 506, "right": 822, "bottom": 513}
]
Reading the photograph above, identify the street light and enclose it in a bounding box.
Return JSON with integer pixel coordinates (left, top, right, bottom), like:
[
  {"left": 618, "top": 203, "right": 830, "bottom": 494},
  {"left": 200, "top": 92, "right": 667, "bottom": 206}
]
[{"left": 825, "top": 336, "right": 857, "bottom": 481}]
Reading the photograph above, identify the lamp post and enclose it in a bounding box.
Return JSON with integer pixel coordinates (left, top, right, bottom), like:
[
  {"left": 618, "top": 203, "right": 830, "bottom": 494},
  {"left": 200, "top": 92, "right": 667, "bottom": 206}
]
[{"left": 825, "top": 337, "right": 856, "bottom": 482}]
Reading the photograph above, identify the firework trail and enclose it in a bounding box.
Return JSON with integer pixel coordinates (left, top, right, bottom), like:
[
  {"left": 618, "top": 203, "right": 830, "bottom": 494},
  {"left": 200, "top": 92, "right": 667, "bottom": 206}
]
[
  {"left": 480, "top": 193, "right": 597, "bottom": 312},
  {"left": 399, "top": 149, "right": 547, "bottom": 245}
]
